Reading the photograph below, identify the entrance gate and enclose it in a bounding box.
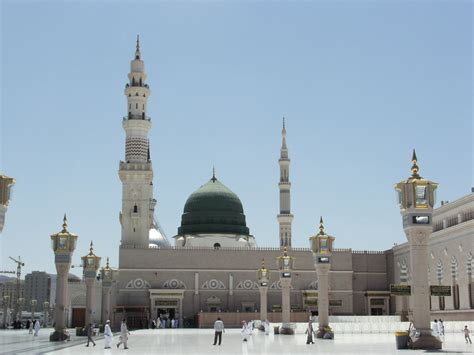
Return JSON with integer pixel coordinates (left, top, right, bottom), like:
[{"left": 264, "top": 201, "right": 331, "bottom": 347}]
[{"left": 149, "top": 289, "right": 185, "bottom": 328}]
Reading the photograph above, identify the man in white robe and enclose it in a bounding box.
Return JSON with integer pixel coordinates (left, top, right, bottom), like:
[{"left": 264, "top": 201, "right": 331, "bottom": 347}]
[
  {"left": 104, "top": 320, "right": 113, "bottom": 349},
  {"left": 116, "top": 319, "right": 130, "bottom": 349},
  {"left": 241, "top": 321, "right": 249, "bottom": 342},
  {"left": 33, "top": 320, "right": 40, "bottom": 336}
]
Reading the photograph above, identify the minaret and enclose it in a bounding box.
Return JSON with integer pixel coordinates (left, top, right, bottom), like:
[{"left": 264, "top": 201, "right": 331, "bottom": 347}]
[
  {"left": 277, "top": 118, "right": 294, "bottom": 249},
  {"left": 119, "top": 35, "right": 154, "bottom": 247}
]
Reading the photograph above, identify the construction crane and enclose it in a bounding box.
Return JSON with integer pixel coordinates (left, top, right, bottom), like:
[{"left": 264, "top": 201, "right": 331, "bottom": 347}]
[{"left": 2, "top": 256, "right": 24, "bottom": 321}]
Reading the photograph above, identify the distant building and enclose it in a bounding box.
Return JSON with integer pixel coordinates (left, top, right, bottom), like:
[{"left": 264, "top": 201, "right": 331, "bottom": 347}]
[
  {"left": 24, "top": 271, "right": 52, "bottom": 311},
  {"left": 0, "top": 278, "right": 24, "bottom": 310}
]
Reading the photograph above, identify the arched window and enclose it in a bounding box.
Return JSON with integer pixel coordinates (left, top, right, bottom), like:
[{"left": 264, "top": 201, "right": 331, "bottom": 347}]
[
  {"left": 451, "top": 256, "right": 460, "bottom": 309},
  {"left": 437, "top": 260, "right": 445, "bottom": 310},
  {"left": 468, "top": 253, "right": 473, "bottom": 309}
]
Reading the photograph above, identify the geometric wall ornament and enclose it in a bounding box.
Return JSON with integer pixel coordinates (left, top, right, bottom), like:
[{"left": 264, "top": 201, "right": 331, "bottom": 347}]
[
  {"left": 163, "top": 279, "right": 186, "bottom": 289},
  {"left": 236, "top": 280, "right": 259, "bottom": 290},
  {"left": 126, "top": 278, "right": 151, "bottom": 289},
  {"left": 270, "top": 280, "right": 282, "bottom": 290},
  {"left": 202, "top": 279, "right": 226, "bottom": 290}
]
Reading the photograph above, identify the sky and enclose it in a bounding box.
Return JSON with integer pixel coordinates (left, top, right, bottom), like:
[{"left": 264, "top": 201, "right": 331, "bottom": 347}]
[{"left": 0, "top": 0, "right": 472, "bottom": 277}]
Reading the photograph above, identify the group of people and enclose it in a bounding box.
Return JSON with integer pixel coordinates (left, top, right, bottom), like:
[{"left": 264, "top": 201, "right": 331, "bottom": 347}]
[
  {"left": 151, "top": 317, "right": 178, "bottom": 329},
  {"left": 431, "top": 318, "right": 445, "bottom": 340},
  {"left": 102, "top": 319, "right": 130, "bottom": 350},
  {"left": 213, "top": 318, "right": 272, "bottom": 345},
  {"left": 26, "top": 319, "right": 41, "bottom": 336}
]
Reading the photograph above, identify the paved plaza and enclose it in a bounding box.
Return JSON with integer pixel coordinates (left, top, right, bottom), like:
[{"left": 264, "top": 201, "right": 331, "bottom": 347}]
[{"left": 0, "top": 328, "right": 472, "bottom": 354}]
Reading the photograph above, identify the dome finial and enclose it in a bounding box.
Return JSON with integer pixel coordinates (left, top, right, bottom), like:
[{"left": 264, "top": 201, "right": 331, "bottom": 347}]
[
  {"left": 135, "top": 34, "right": 141, "bottom": 60},
  {"left": 283, "top": 246, "right": 288, "bottom": 257},
  {"left": 106, "top": 256, "right": 110, "bottom": 269},
  {"left": 319, "top": 216, "right": 325, "bottom": 235},
  {"left": 411, "top": 148, "right": 421, "bottom": 179},
  {"left": 89, "top": 241, "right": 95, "bottom": 255},
  {"left": 62, "top": 213, "right": 68, "bottom": 232},
  {"left": 211, "top": 166, "right": 217, "bottom": 182},
  {"left": 261, "top": 258, "right": 266, "bottom": 268}
]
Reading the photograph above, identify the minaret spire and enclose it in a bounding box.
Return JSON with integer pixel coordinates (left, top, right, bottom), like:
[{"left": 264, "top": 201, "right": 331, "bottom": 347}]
[
  {"left": 135, "top": 34, "right": 141, "bottom": 60},
  {"left": 119, "top": 36, "right": 167, "bottom": 248},
  {"left": 411, "top": 148, "right": 421, "bottom": 179},
  {"left": 277, "top": 118, "right": 294, "bottom": 249}
]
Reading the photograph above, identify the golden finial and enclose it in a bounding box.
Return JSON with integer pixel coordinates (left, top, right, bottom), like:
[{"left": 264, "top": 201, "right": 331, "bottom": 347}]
[
  {"left": 105, "top": 257, "right": 110, "bottom": 269},
  {"left": 319, "top": 216, "right": 325, "bottom": 235},
  {"left": 62, "top": 214, "right": 68, "bottom": 232},
  {"left": 261, "top": 258, "right": 266, "bottom": 269},
  {"left": 88, "top": 241, "right": 94, "bottom": 255},
  {"left": 411, "top": 149, "right": 421, "bottom": 179},
  {"left": 283, "top": 246, "right": 288, "bottom": 257}
]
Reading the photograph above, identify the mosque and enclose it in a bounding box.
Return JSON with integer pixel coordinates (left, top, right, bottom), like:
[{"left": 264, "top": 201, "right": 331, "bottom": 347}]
[{"left": 90, "top": 38, "right": 473, "bottom": 329}]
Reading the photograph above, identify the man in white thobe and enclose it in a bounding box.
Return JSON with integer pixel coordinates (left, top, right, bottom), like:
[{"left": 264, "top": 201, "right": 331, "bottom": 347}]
[
  {"left": 33, "top": 320, "right": 40, "bottom": 336},
  {"left": 104, "top": 320, "right": 113, "bottom": 349},
  {"left": 116, "top": 319, "right": 130, "bottom": 349}
]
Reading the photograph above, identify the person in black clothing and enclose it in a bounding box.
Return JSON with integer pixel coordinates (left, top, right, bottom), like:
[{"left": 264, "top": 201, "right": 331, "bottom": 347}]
[{"left": 85, "top": 323, "right": 96, "bottom": 347}]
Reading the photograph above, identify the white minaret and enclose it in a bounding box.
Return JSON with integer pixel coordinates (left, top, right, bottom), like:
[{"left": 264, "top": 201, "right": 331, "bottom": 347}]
[
  {"left": 119, "top": 36, "right": 154, "bottom": 247},
  {"left": 277, "top": 118, "right": 294, "bottom": 249}
]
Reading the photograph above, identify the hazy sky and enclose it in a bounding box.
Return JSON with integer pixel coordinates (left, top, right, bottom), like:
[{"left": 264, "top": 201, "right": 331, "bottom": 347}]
[{"left": 1, "top": 1, "right": 472, "bottom": 277}]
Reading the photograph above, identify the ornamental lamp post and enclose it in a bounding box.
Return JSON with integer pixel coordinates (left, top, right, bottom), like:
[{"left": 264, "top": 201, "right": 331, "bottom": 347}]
[
  {"left": 394, "top": 150, "right": 440, "bottom": 350},
  {"left": 0, "top": 175, "right": 15, "bottom": 234},
  {"left": 81, "top": 242, "right": 101, "bottom": 326},
  {"left": 43, "top": 301, "right": 49, "bottom": 327},
  {"left": 100, "top": 257, "right": 113, "bottom": 324},
  {"left": 309, "top": 217, "right": 335, "bottom": 339},
  {"left": 276, "top": 247, "right": 295, "bottom": 335},
  {"left": 257, "top": 259, "right": 270, "bottom": 323},
  {"left": 31, "top": 299, "right": 37, "bottom": 322},
  {"left": 18, "top": 297, "right": 24, "bottom": 324},
  {"left": 50, "top": 214, "right": 78, "bottom": 341},
  {"left": 2, "top": 295, "right": 9, "bottom": 328}
]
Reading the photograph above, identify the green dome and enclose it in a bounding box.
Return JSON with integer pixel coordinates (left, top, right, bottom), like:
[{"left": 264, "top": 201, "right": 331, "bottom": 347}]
[{"left": 178, "top": 177, "right": 250, "bottom": 236}]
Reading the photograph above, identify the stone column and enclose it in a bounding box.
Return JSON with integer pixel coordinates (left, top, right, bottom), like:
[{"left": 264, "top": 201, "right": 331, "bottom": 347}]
[
  {"left": 85, "top": 278, "right": 95, "bottom": 325},
  {"left": 407, "top": 230, "right": 431, "bottom": 333},
  {"left": 280, "top": 277, "right": 291, "bottom": 324},
  {"left": 259, "top": 286, "right": 268, "bottom": 321},
  {"left": 316, "top": 264, "right": 330, "bottom": 329},
  {"left": 102, "top": 286, "right": 111, "bottom": 323},
  {"left": 51, "top": 263, "right": 70, "bottom": 340}
]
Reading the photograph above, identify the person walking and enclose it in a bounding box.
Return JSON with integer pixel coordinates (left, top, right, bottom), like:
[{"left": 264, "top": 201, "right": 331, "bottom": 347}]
[
  {"left": 241, "top": 321, "right": 250, "bottom": 342},
  {"left": 33, "top": 320, "right": 40, "bottom": 336},
  {"left": 305, "top": 319, "right": 316, "bottom": 344},
  {"left": 28, "top": 319, "right": 33, "bottom": 334},
  {"left": 464, "top": 325, "right": 472, "bottom": 344},
  {"left": 264, "top": 320, "right": 270, "bottom": 335},
  {"left": 117, "top": 319, "right": 130, "bottom": 349},
  {"left": 431, "top": 319, "right": 439, "bottom": 337},
  {"left": 104, "top": 320, "right": 113, "bottom": 349},
  {"left": 213, "top": 317, "right": 225, "bottom": 346},
  {"left": 85, "top": 323, "right": 96, "bottom": 347},
  {"left": 438, "top": 319, "right": 445, "bottom": 342}
]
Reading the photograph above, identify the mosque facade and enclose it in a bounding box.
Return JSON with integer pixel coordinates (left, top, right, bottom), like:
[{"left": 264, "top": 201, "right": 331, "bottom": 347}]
[{"left": 105, "top": 39, "right": 474, "bottom": 329}]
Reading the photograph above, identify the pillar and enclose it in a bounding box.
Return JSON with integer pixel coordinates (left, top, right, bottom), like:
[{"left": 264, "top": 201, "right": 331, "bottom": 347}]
[
  {"left": 259, "top": 286, "right": 268, "bottom": 321},
  {"left": 50, "top": 263, "right": 70, "bottom": 340},
  {"left": 316, "top": 264, "right": 330, "bottom": 329},
  {"left": 280, "top": 278, "right": 291, "bottom": 324},
  {"left": 85, "top": 278, "right": 95, "bottom": 325}
]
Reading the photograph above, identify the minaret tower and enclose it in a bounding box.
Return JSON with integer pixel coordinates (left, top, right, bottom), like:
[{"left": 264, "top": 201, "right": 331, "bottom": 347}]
[
  {"left": 119, "top": 36, "right": 154, "bottom": 247},
  {"left": 277, "top": 118, "right": 294, "bottom": 249}
]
